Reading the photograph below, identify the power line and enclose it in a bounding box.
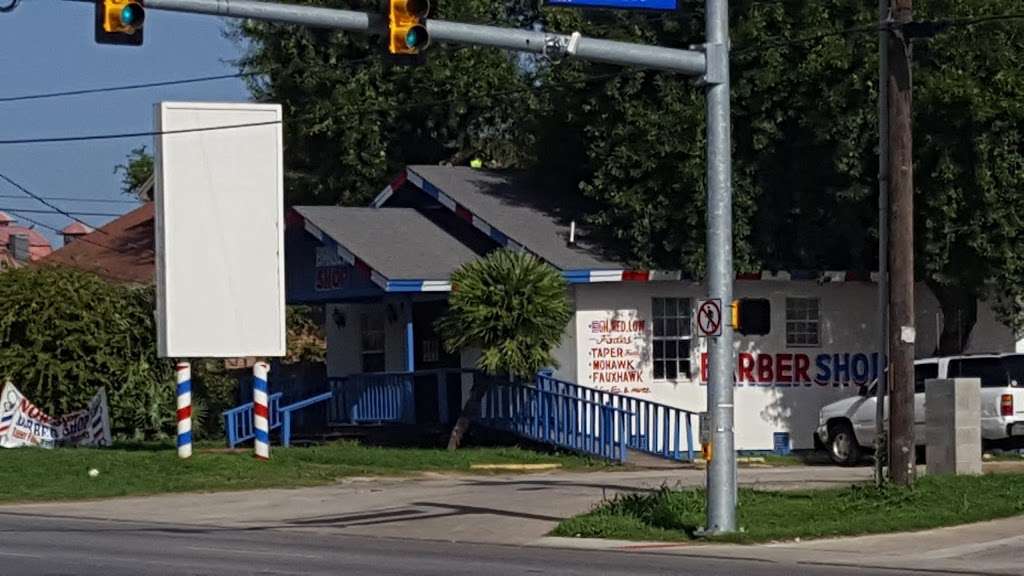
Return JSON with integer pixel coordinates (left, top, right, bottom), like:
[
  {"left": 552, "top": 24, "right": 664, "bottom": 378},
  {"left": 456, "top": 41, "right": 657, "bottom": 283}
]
[
  {"left": 0, "top": 70, "right": 626, "bottom": 146},
  {"left": 0, "top": 207, "right": 124, "bottom": 218},
  {"left": 0, "top": 54, "right": 379, "bottom": 104},
  {"left": 0, "top": 194, "right": 139, "bottom": 204},
  {"left": 0, "top": 11, "right": 1017, "bottom": 146},
  {"left": 0, "top": 73, "right": 250, "bottom": 103},
  {"left": 0, "top": 207, "right": 145, "bottom": 262},
  {"left": 0, "top": 171, "right": 113, "bottom": 235},
  {"left": 0, "top": 120, "right": 283, "bottom": 145}
]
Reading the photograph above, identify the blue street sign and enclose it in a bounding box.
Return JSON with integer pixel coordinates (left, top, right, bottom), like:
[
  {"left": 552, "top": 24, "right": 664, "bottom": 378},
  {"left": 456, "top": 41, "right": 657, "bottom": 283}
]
[{"left": 545, "top": 0, "right": 678, "bottom": 11}]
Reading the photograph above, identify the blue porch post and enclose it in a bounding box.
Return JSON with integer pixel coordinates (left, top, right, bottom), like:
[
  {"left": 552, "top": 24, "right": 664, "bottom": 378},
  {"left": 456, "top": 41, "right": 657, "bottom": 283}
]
[
  {"left": 405, "top": 313, "right": 415, "bottom": 372},
  {"left": 404, "top": 307, "right": 416, "bottom": 425}
]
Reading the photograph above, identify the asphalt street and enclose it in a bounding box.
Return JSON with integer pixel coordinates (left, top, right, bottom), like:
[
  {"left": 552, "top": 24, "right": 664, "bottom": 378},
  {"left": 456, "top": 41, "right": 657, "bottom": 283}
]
[{"left": 0, "top": 512, "right": 908, "bottom": 576}]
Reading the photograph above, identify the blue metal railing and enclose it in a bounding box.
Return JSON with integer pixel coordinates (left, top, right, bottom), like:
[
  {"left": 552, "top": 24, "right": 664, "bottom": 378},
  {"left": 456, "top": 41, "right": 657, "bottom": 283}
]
[
  {"left": 328, "top": 373, "right": 415, "bottom": 424},
  {"left": 327, "top": 369, "right": 472, "bottom": 425},
  {"left": 535, "top": 375, "right": 698, "bottom": 462},
  {"left": 481, "top": 380, "right": 631, "bottom": 463},
  {"left": 223, "top": 392, "right": 283, "bottom": 448},
  {"left": 281, "top": 391, "right": 334, "bottom": 447},
  {"left": 221, "top": 371, "right": 696, "bottom": 463},
  {"left": 223, "top": 369, "right": 468, "bottom": 447}
]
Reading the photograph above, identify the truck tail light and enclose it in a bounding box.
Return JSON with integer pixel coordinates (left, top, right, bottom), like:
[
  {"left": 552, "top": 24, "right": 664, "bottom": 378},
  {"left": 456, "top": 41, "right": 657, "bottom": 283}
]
[{"left": 1001, "top": 394, "right": 1014, "bottom": 417}]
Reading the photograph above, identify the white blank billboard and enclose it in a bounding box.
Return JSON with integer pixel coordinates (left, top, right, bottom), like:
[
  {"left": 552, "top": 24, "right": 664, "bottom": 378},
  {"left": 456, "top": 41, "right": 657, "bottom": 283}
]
[{"left": 155, "top": 102, "right": 285, "bottom": 358}]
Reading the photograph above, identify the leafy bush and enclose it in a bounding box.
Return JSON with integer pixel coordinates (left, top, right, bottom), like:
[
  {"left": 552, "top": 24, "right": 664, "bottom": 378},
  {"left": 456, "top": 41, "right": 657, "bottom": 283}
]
[{"left": 0, "top": 266, "right": 175, "bottom": 438}]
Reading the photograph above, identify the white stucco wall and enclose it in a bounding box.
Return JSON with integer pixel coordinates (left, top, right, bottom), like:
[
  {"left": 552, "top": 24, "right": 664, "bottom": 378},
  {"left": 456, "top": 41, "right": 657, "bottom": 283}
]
[
  {"left": 325, "top": 299, "right": 411, "bottom": 378},
  {"left": 325, "top": 280, "right": 1019, "bottom": 449},
  {"left": 552, "top": 280, "right": 1020, "bottom": 451}
]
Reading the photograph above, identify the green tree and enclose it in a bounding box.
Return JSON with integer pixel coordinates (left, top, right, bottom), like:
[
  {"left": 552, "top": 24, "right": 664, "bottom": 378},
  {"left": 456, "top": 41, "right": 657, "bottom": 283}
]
[
  {"left": 233, "top": 0, "right": 1024, "bottom": 351},
  {"left": 114, "top": 145, "right": 154, "bottom": 201},
  {"left": 538, "top": 0, "right": 1024, "bottom": 349},
  {"left": 231, "top": 0, "right": 541, "bottom": 206},
  {"left": 436, "top": 250, "right": 572, "bottom": 449}
]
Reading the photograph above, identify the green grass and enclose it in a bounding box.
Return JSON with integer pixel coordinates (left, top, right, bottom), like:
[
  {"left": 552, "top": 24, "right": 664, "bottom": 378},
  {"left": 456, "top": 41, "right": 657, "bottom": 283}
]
[
  {"left": 0, "top": 441, "right": 600, "bottom": 504},
  {"left": 553, "top": 473, "right": 1024, "bottom": 544}
]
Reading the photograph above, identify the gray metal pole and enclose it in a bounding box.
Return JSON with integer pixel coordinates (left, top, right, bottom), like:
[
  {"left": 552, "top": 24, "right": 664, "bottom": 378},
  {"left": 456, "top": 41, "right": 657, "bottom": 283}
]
[
  {"left": 704, "top": 0, "right": 736, "bottom": 534},
  {"left": 874, "top": 0, "right": 890, "bottom": 487},
  {"left": 144, "top": 0, "right": 707, "bottom": 76}
]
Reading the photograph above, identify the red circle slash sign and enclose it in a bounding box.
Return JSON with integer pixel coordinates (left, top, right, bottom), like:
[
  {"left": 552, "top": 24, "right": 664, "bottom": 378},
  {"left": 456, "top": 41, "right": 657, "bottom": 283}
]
[{"left": 698, "top": 299, "right": 722, "bottom": 337}]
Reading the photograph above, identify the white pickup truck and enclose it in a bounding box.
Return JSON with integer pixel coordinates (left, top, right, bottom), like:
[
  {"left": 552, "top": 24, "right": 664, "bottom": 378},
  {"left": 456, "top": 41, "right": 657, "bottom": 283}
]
[{"left": 816, "top": 354, "right": 1024, "bottom": 465}]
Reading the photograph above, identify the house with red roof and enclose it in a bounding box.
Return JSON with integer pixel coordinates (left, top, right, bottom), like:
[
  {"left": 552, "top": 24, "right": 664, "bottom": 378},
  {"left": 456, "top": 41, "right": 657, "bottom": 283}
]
[{"left": 0, "top": 211, "right": 52, "bottom": 269}]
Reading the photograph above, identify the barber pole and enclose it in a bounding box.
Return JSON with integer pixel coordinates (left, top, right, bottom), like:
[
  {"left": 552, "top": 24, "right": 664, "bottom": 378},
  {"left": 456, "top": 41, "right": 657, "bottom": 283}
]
[
  {"left": 175, "top": 362, "right": 192, "bottom": 459},
  {"left": 253, "top": 361, "right": 270, "bottom": 460}
]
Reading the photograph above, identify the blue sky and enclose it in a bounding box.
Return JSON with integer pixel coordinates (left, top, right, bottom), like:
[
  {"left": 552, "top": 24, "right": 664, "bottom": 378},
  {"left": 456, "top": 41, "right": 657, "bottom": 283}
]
[{"left": 0, "top": 0, "right": 250, "bottom": 245}]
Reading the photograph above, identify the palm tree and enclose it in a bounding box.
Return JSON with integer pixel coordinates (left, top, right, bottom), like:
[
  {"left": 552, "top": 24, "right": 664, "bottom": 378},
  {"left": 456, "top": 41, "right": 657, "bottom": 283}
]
[{"left": 436, "top": 249, "right": 572, "bottom": 450}]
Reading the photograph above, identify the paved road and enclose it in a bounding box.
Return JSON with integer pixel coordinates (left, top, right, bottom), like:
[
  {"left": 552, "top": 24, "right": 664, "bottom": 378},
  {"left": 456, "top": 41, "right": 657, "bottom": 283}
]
[{"left": 0, "top": 513, "right": 906, "bottom": 576}]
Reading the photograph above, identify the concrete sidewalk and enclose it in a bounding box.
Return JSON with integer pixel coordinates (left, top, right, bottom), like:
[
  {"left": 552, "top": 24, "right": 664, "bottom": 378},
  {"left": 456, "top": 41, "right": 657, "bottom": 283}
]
[
  {"left": 2, "top": 464, "right": 1022, "bottom": 574},
  {"left": 0, "top": 466, "right": 869, "bottom": 544},
  {"left": 541, "top": 515, "right": 1024, "bottom": 575}
]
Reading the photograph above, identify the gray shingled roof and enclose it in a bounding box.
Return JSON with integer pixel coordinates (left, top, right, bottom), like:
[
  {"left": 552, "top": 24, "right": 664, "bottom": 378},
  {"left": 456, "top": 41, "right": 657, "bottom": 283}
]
[
  {"left": 294, "top": 206, "right": 478, "bottom": 280},
  {"left": 407, "top": 166, "right": 623, "bottom": 270}
]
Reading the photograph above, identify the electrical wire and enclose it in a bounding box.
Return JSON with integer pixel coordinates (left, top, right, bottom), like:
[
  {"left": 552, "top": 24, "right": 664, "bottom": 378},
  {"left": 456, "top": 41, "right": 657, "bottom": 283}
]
[
  {"left": 0, "top": 73, "right": 251, "bottom": 103},
  {"left": 0, "top": 69, "right": 628, "bottom": 146},
  {"left": 0, "top": 206, "right": 147, "bottom": 261},
  {"left": 0, "top": 171, "right": 114, "bottom": 235},
  {"left": 0, "top": 194, "right": 139, "bottom": 204},
  {"left": 0, "top": 120, "right": 283, "bottom": 145},
  {"left": 0, "top": 207, "right": 124, "bottom": 218},
  {"left": 0, "top": 55, "right": 374, "bottom": 104},
  {"left": 0, "top": 0, "right": 19, "bottom": 14},
  {"left": 0, "top": 12, "right": 1019, "bottom": 105}
]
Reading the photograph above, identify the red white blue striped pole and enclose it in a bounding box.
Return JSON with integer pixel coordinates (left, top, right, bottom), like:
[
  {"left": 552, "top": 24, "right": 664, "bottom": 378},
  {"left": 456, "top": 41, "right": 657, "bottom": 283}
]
[
  {"left": 253, "top": 361, "right": 270, "bottom": 460},
  {"left": 175, "top": 362, "right": 192, "bottom": 459}
]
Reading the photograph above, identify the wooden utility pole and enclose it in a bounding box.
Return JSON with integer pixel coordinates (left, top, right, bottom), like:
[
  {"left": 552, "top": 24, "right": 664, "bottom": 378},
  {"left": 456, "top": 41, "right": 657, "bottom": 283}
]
[{"left": 887, "top": 0, "right": 915, "bottom": 486}]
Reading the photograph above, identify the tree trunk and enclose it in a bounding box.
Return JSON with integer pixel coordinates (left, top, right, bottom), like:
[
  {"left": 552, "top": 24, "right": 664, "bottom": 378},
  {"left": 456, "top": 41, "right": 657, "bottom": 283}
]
[
  {"left": 929, "top": 282, "right": 978, "bottom": 356},
  {"left": 447, "top": 378, "right": 491, "bottom": 451}
]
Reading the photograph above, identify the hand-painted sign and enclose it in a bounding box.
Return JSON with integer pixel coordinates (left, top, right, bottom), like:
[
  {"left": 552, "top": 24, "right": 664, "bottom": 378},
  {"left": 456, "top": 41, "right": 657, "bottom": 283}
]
[
  {"left": 314, "top": 246, "right": 350, "bottom": 292},
  {"left": 699, "top": 352, "right": 882, "bottom": 387},
  {"left": 285, "top": 226, "right": 381, "bottom": 303},
  {"left": 0, "top": 382, "right": 111, "bottom": 449},
  {"left": 578, "top": 309, "right": 650, "bottom": 393},
  {"left": 545, "top": 0, "right": 679, "bottom": 11}
]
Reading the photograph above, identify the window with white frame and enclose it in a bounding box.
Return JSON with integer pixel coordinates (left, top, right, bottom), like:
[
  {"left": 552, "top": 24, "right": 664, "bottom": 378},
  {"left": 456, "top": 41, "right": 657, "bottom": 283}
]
[
  {"left": 786, "top": 297, "right": 820, "bottom": 347},
  {"left": 652, "top": 297, "right": 692, "bottom": 380},
  {"left": 360, "top": 313, "right": 386, "bottom": 372}
]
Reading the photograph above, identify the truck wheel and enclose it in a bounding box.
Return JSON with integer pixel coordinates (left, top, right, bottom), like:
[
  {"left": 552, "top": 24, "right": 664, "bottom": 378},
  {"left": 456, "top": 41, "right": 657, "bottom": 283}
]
[{"left": 828, "top": 421, "right": 861, "bottom": 466}]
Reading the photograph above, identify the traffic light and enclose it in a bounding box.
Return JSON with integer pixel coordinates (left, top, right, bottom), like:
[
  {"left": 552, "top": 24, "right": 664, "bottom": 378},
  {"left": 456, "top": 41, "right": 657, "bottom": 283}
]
[
  {"left": 388, "top": 0, "right": 430, "bottom": 55},
  {"left": 731, "top": 298, "right": 771, "bottom": 335},
  {"left": 95, "top": 0, "right": 145, "bottom": 46}
]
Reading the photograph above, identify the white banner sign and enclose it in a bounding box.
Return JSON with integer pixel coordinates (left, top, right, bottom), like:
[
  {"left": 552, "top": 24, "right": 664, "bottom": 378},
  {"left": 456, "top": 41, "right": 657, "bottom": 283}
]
[{"left": 0, "top": 382, "right": 111, "bottom": 449}]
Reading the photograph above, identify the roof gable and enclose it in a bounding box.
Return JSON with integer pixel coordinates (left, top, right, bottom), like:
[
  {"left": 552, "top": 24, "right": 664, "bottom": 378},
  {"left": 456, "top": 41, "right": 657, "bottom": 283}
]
[{"left": 379, "top": 165, "right": 624, "bottom": 272}]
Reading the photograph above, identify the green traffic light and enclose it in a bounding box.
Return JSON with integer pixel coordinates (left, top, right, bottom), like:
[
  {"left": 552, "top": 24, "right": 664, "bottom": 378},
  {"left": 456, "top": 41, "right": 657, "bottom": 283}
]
[
  {"left": 120, "top": 3, "right": 144, "bottom": 27},
  {"left": 405, "top": 25, "right": 428, "bottom": 49}
]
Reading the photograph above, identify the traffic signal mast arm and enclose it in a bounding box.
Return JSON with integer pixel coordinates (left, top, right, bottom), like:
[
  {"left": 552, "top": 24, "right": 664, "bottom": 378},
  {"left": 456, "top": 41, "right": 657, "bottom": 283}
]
[{"left": 136, "top": 0, "right": 708, "bottom": 76}]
